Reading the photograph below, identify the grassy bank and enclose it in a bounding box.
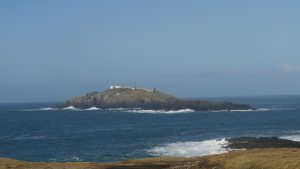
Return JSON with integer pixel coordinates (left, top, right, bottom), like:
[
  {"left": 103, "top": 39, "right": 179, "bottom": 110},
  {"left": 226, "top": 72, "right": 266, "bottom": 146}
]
[{"left": 1, "top": 148, "right": 300, "bottom": 169}]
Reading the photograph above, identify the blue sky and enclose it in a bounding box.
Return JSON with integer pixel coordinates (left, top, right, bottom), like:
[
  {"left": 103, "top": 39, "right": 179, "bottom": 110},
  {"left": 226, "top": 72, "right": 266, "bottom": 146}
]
[{"left": 1, "top": 0, "right": 300, "bottom": 102}]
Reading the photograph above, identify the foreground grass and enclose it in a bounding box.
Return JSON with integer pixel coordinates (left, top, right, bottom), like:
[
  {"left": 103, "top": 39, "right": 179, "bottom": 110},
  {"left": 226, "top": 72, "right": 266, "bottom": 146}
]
[{"left": 1, "top": 149, "right": 300, "bottom": 169}]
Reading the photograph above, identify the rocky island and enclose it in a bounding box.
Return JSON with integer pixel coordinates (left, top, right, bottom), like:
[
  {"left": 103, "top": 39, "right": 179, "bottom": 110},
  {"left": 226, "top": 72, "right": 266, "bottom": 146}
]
[{"left": 56, "top": 85, "right": 254, "bottom": 111}]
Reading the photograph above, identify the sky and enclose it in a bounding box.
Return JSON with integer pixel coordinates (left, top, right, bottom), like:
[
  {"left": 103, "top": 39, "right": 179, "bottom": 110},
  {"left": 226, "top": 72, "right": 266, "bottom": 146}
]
[{"left": 1, "top": 0, "right": 300, "bottom": 103}]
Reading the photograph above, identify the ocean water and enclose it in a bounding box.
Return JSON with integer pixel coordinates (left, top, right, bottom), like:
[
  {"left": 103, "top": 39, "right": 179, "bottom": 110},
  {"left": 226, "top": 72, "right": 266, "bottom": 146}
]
[{"left": 1, "top": 95, "right": 300, "bottom": 162}]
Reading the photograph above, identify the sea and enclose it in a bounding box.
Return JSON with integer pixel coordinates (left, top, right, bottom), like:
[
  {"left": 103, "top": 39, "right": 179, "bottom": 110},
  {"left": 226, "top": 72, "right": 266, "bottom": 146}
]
[{"left": 1, "top": 95, "right": 300, "bottom": 162}]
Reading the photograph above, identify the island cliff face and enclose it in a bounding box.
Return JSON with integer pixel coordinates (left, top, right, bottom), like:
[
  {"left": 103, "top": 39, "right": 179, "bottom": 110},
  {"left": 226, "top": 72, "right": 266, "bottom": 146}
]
[{"left": 56, "top": 86, "right": 254, "bottom": 111}]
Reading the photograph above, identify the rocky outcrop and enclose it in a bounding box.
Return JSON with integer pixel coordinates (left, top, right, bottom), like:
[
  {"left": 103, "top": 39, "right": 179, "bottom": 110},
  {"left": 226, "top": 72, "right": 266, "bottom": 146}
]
[
  {"left": 226, "top": 137, "right": 300, "bottom": 149},
  {"left": 56, "top": 86, "right": 254, "bottom": 111}
]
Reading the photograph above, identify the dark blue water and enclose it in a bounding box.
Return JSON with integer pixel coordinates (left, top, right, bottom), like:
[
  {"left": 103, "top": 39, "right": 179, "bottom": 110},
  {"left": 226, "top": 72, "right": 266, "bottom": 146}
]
[{"left": 1, "top": 96, "right": 300, "bottom": 162}]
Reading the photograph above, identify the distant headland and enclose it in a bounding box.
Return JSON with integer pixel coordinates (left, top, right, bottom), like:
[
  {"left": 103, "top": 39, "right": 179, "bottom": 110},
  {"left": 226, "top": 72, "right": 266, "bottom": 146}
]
[{"left": 56, "top": 85, "right": 254, "bottom": 111}]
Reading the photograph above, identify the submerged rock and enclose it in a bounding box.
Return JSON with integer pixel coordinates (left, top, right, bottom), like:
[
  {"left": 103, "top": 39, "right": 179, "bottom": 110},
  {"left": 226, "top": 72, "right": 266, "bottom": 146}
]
[{"left": 56, "top": 85, "right": 254, "bottom": 111}]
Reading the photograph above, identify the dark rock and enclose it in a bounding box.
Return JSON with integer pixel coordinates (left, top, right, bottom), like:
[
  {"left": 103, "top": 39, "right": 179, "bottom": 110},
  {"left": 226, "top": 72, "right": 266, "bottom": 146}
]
[{"left": 226, "top": 137, "right": 300, "bottom": 149}]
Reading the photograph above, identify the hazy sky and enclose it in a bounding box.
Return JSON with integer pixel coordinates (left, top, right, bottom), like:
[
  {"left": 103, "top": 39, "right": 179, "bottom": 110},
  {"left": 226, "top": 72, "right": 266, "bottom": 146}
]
[{"left": 1, "top": 0, "right": 300, "bottom": 102}]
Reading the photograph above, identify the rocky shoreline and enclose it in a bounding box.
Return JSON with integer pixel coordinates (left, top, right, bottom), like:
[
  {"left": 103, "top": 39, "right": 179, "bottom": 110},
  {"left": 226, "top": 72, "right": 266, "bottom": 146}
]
[
  {"left": 2, "top": 148, "right": 300, "bottom": 169},
  {"left": 2, "top": 137, "right": 300, "bottom": 169}
]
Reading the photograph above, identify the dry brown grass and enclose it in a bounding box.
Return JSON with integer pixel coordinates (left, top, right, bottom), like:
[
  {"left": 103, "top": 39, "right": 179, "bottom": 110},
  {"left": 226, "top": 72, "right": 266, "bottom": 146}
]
[{"left": 1, "top": 149, "right": 300, "bottom": 169}]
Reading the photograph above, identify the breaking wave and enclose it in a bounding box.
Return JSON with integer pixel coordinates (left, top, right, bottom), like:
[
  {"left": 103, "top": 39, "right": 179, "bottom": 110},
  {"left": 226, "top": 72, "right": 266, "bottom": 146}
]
[
  {"left": 128, "top": 109, "right": 195, "bottom": 114},
  {"left": 107, "top": 108, "right": 140, "bottom": 111},
  {"left": 22, "top": 107, "right": 57, "bottom": 111},
  {"left": 280, "top": 134, "right": 300, "bottom": 142},
  {"left": 85, "top": 107, "right": 101, "bottom": 111},
  {"left": 257, "top": 108, "right": 297, "bottom": 111},
  {"left": 230, "top": 109, "right": 256, "bottom": 112},
  {"left": 68, "top": 156, "right": 83, "bottom": 162},
  {"left": 211, "top": 108, "right": 296, "bottom": 112},
  {"left": 63, "top": 106, "right": 80, "bottom": 111},
  {"left": 20, "top": 107, "right": 195, "bottom": 113},
  {"left": 39, "top": 107, "right": 56, "bottom": 111},
  {"left": 21, "top": 107, "right": 296, "bottom": 114},
  {"left": 148, "top": 138, "right": 230, "bottom": 157}
]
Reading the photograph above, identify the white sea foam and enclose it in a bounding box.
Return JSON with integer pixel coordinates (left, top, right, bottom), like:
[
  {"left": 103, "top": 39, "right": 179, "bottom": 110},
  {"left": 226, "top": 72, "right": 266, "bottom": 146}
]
[
  {"left": 63, "top": 106, "right": 80, "bottom": 110},
  {"left": 258, "top": 108, "right": 274, "bottom": 111},
  {"left": 211, "top": 109, "right": 261, "bottom": 112},
  {"left": 148, "top": 138, "right": 230, "bottom": 157},
  {"left": 257, "top": 107, "right": 297, "bottom": 111},
  {"left": 280, "top": 135, "right": 300, "bottom": 142},
  {"left": 22, "top": 107, "right": 57, "bottom": 111},
  {"left": 85, "top": 107, "right": 101, "bottom": 111},
  {"left": 62, "top": 156, "right": 83, "bottom": 162},
  {"left": 230, "top": 109, "right": 256, "bottom": 112},
  {"left": 128, "top": 109, "right": 195, "bottom": 114},
  {"left": 70, "top": 156, "right": 82, "bottom": 161},
  {"left": 22, "top": 106, "right": 296, "bottom": 113},
  {"left": 39, "top": 107, "right": 56, "bottom": 111},
  {"left": 107, "top": 108, "right": 138, "bottom": 111},
  {"left": 212, "top": 108, "right": 289, "bottom": 112}
]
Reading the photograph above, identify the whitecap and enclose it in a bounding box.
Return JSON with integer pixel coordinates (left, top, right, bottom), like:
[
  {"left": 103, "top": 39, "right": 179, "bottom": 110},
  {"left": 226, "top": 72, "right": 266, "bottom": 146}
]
[
  {"left": 107, "top": 108, "right": 140, "bottom": 111},
  {"left": 231, "top": 108, "right": 297, "bottom": 112},
  {"left": 147, "top": 138, "right": 230, "bottom": 157},
  {"left": 21, "top": 107, "right": 58, "bottom": 111},
  {"left": 229, "top": 109, "right": 255, "bottom": 112},
  {"left": 210, "top": 110, "right": 229, "bottom": 112},
  {"left": 63, "top": 156, "right": 83, "bottom": 162},
  {"left": 107, "top": 108, "right": 127, "bottom": 111},
  {"left": 257, "top": 108, "right": 273, "bottom": 111},
  {"left": 212, "top": 108, "right": 293, "bottom": 112},
  {"left": 39, "top": 107, "right": 57, "bottom": 111},
  {"left": 63, "top": 106, "right": 80, "bottom": 110},
  {"left": 211, "top": 109, "right": 257, "bottom": 112},
  {"left": 280, "top": 135, "right": 300, "bottom": 142},
  {"left": 85, "top": 107, "right": 100, "bottom": 111},
  {"left": 257, "top": 108, "right": 297, "bottom": 111},
  {"left": 128, "top": 109, "right": 195, "bottom": 114},
  {"left": 70, "top": 156, "right": 82, "bottom": 161}
]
